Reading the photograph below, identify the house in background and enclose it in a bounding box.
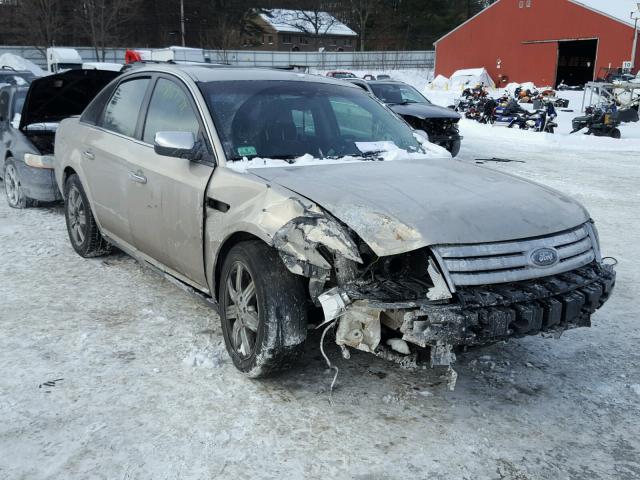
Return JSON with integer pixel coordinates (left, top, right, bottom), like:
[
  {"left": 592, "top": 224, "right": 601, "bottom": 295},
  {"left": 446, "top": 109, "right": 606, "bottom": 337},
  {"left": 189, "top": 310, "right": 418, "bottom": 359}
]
[
  {"left": 435, "top": 0, "right": 640, "bottom": 87},
  {"left": 242, "top": 9, "right": 358, "bottom": 52}
]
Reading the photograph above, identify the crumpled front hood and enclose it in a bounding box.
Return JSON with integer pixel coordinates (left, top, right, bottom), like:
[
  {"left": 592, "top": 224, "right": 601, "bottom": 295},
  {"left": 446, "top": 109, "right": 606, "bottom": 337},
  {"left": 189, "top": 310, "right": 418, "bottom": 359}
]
[
  {"left": 389, "top": 103, "right": 461, "bottom": 121},
  {"left": 250, "top": 158, "right": 590, "bottom": 257},
  {"left": 19, "top": 69, "right": 119, "bottom": 130}
]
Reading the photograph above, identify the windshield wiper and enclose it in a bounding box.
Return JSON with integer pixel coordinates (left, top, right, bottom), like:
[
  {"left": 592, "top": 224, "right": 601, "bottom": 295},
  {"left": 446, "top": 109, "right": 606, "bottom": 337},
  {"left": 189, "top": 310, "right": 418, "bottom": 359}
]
[
  {"left": 390, "top": 99, "right": 421, "bottom": 105},
  {"left": 325, "top": 150, "right": 387, "bottom": 160},
  {"left": 227, "top": 154, "right": 300, "bottom": 163}
]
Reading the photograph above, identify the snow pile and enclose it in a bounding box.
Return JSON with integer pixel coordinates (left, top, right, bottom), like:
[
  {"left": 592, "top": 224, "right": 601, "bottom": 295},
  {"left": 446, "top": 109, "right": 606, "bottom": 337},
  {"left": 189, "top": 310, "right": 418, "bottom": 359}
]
[
  {"left": 182, "top": 349, "right": 224, "bottom": 368},
  {"left": 429, "top": 74, "right": 450, "bottom": 90},
  {"left": 0, "top": 53, "right": 45, "bottom": 76},
  {"left": 505, "top": 81, "right": 538, "bottom": 96}
]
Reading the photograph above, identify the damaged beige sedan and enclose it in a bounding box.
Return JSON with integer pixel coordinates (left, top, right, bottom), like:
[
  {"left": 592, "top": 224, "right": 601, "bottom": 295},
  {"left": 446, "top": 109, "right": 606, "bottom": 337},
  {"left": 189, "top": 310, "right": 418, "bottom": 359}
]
[{"left": 54, "top": 65, "right": 616, "bottom": 378}]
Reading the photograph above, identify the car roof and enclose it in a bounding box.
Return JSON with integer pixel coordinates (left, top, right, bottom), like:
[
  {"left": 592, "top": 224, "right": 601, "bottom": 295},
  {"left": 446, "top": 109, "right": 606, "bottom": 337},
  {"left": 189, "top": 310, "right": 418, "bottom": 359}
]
[
  {"left": 367, "top": 80, "right": 407, "bottom": 85},
  {"left": 123, "top": 63, "right": 359, "bottom": 87}
]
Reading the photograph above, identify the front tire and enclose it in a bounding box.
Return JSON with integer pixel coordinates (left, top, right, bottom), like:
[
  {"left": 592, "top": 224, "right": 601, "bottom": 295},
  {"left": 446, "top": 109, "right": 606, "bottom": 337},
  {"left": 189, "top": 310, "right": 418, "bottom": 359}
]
[
  {"left": 610, "top": 128, "right": 621, "bottom": 139},
  {"left": 448, "top": 139, "right": 461, "bottom": 157},
  {"left": 220, "top": 240, "right": 308, "bottom": 378},
  {"left": 64, "top": 174, "right": 111, "bottom": 258},
  {"left": 4, "top": 159, "right": 36, "bottom": 209}
]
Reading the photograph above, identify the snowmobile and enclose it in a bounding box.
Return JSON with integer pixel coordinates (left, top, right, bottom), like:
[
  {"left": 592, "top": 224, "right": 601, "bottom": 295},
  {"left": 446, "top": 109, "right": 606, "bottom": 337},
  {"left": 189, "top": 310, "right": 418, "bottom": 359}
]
[
  {"left": 493, "top": 100, "right": 532, "bottom": 129},
  {"left": 493, "top": 100, "right": 556, "bottom": 133},
  {"left": 571, "top": 105, "right": 621, "bottom": 139},
  {"left": 557, "top": 81, "right": 583, "bottom": 91},
  {"left": 526, "top": 105, "right": 558, "bottom": 133},
  {"left": 533, "top": 96, "right": 569, "bottom": 109}
]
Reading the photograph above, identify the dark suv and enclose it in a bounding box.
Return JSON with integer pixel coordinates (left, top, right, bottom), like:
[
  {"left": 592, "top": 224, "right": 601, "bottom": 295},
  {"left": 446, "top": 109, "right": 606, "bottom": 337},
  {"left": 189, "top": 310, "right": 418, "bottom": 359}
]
[{"left": 348, "top": 79, "right": 462, "bottom": 156}]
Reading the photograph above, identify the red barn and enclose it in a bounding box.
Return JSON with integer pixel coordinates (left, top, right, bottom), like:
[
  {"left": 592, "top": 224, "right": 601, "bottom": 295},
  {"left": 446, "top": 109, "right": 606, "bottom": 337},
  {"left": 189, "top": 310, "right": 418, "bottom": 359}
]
[{"left": 435, "top": 0, "right": 640, "bottom": 87}]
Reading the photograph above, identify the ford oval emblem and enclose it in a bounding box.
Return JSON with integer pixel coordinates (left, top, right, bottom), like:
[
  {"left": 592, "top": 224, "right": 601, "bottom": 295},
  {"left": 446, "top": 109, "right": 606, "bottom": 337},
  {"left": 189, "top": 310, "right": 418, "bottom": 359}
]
[{"left": 529, "top": 247, "right": 559, "bottom": 267}]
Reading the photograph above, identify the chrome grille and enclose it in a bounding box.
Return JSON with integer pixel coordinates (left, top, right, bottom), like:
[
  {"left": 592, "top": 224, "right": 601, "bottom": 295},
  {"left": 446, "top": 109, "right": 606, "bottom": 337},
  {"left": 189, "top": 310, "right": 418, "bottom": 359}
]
[{"left": 433, "top": 224, "right": 598, "bottom": 288}]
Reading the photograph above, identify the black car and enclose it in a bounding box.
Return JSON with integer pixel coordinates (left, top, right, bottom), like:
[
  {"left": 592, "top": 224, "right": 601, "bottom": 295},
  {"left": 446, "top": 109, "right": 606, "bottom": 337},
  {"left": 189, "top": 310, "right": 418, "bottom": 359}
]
[
  {"left": 348, "top": 79, "right": 462, "bottom": 156},
  {"left": 0, "top": 69, "right": 118, "bottom": 208}
]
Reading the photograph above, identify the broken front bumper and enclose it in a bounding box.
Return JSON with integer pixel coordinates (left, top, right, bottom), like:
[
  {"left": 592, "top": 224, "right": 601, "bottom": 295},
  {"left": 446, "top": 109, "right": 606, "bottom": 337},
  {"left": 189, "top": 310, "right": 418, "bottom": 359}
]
[{"left": 399, "top": 262, "right": 615, "bottom": 357}]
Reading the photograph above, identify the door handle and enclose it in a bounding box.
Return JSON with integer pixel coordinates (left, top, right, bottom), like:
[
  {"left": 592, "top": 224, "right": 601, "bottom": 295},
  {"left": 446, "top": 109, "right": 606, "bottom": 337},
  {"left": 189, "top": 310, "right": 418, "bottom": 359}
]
[
  {"left": 82, "top": 150, "right": 95, "bottom": 160},
  {"left": 128, "top": 171, "right": 147, "bottom": 184}
]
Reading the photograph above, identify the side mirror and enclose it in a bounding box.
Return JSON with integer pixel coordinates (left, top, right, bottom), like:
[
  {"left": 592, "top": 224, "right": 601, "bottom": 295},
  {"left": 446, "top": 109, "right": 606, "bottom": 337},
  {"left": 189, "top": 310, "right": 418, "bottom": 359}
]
[
  {"left": 154, "top": 131, "right": 196, "bottom": 159},
  {"left": 414, "top": 129, "right": 430, "bottom": 142}
]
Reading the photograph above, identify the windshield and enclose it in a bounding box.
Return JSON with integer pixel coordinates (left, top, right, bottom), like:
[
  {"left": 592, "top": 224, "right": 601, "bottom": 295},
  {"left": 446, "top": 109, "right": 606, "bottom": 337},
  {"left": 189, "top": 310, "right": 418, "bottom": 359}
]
[
  {"left": 369, "top": 83, "right": 430, "bottom": 105},
  {"left": 199, "top": 80, "right": 424, "bottom": 161}
]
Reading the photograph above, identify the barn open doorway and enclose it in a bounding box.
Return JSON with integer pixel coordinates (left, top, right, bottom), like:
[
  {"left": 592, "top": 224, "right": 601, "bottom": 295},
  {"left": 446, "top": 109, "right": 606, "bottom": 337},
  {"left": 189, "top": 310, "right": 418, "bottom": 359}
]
[{"left": 556, "top": 39, "right": 597, "bottom": 87}]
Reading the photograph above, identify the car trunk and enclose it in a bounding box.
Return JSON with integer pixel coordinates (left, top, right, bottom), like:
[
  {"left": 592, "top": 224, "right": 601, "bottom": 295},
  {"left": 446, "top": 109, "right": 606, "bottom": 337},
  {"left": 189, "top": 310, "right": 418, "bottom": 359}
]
[{"left": 19, "top": 69, "right": 119, "bottom": 154}]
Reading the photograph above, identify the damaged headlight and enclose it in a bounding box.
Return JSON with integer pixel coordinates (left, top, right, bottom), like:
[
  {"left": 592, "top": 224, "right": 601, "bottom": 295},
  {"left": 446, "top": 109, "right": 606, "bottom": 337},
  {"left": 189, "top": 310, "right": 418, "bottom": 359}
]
[{"left": 273, "top": 214, "right": 362, "bottom": 277}]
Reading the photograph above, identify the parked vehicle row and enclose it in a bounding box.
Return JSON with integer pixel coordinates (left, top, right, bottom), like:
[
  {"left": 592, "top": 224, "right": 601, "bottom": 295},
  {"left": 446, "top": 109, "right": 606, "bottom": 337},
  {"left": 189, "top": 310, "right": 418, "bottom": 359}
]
[
  {"left": 454, "top": 92, "right": 558, "bottom": 134},
  {"left": 0, "top": 63, "right": 616, "bottom": 383}
]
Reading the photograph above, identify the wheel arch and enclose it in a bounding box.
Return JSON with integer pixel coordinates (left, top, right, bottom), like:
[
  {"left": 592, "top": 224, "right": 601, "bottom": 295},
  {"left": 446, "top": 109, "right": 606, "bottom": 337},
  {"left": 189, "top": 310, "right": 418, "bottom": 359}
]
[
  {"left": 61, "top": 166, "right": 78, "bottom": 198},
  {"left": 213, "top": 231, "right": 267, "bottom": 301},
  {"left": 1, "top": 151, "right": 14, "bottom": 179}
]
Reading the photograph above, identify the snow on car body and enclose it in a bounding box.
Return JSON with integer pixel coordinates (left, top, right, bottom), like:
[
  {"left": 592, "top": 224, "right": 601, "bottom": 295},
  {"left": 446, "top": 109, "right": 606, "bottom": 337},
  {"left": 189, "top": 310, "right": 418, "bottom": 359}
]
[{"left": 53, "top": 65, "right": 616, "bottom": 378}]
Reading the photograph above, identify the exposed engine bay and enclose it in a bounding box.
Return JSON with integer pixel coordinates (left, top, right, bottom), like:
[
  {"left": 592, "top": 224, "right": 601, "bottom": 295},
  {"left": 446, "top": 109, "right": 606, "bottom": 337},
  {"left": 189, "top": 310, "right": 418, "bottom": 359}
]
[
  {"left": 271, "top": 206, "right": 616, "bottom": 388},
  {"left": 23, "top": 128, "right": 57, "bottom": 155}
]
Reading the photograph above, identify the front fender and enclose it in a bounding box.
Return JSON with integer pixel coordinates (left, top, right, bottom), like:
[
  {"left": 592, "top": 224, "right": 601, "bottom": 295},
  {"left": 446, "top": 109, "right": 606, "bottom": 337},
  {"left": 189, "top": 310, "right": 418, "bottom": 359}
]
[{"left": 204, "top": 167, "right": 361, "bottom": 298}]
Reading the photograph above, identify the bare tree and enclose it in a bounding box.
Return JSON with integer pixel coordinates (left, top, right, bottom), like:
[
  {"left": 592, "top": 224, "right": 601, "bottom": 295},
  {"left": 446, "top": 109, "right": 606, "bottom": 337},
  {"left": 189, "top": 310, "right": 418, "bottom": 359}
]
[
  {"left": 347, "top": 0, "right": 379, "bottom": 51},
  {"left": 199, "top": 2, "right": 265, "bottom": 52},
  {"left": 13, "top": 0, "right": 64, "bottom": 54},
  {"left": 75, "top": 0, "right": 141, "bottom": 60}
]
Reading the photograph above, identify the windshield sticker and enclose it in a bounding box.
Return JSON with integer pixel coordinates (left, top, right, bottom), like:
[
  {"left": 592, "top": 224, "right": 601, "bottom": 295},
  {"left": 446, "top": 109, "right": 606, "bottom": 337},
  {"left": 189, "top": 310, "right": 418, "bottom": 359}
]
[
  {"left": 237, "top": 146, "right": 257, "bottom": 157},
  {"left": 355, "top": 141, "right": 399, "bottom": 153}
]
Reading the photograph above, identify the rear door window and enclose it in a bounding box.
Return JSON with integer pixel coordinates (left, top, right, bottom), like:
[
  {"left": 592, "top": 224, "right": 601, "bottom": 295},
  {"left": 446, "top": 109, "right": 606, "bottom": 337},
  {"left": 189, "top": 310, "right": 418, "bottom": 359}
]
[
  {"left": 81, "top": 83, "right": 117, "bottom": 126},
  {"left": 101, "top": 78, "right": 150, "bottom": 137},
  {"left": 142, "top": 78, "right": 200, "bottom": 145}
]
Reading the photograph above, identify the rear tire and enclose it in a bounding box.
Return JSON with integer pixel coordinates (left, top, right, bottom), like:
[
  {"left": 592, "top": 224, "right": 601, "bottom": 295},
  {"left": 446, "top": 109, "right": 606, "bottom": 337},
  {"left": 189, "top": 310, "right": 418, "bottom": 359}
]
[
  {"left": 220, "top": 240, "right": 308, "bottom": 378},
  {"left": 3, "top": 159, "right": 36, "bottom": 209},
  {"left": 64, "top": 174, "right": 111, "bottom": 258}
]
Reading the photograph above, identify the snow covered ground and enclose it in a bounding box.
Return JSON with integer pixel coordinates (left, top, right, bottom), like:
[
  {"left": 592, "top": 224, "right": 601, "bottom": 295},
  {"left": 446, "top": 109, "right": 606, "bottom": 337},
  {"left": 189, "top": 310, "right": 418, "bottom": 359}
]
[{"left": 1, "top": 72, "right": 640, "bottom": 480}]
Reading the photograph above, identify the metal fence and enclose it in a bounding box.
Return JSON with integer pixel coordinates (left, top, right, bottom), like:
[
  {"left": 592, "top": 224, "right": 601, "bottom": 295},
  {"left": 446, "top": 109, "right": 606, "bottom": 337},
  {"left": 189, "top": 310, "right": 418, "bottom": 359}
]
[{"left": 0, "top": 45, "right": 435, "bottom": 70}]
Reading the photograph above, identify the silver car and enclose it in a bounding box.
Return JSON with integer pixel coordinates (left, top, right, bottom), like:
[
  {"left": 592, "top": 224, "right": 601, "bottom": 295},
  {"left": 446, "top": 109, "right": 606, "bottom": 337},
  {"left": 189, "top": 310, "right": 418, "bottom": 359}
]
[
  {"left": 54, "top": 65, "right": 616, "bottom": 378},
  {"left": 1, "top": 69, "right": 118, "bottom": 208}
]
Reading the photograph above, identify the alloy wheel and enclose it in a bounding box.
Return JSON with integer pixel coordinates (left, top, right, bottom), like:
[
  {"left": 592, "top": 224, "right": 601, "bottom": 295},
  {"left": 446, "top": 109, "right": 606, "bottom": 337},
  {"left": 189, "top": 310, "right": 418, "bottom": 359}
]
[
  {"left": 67, "top": 186, "right": 87, "bottom": 245},
  {"left": 4, "top": 164, "right": 19, "bottom": 206},
  {"left": 224, "top": 261, "right": 259, "bottom": 358}
]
